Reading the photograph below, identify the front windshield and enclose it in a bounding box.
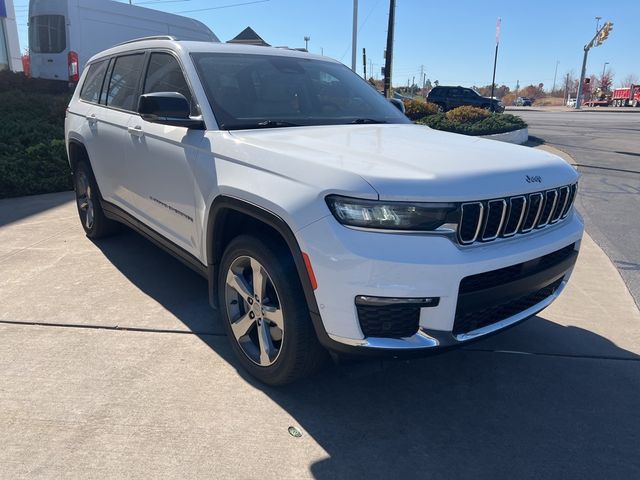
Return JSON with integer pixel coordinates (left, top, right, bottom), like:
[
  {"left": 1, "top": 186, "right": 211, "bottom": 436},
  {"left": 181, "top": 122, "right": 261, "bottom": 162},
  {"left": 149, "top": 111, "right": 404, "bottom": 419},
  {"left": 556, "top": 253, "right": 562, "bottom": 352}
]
[{"left": 191, "top": 52, "right": 410, "bottom": 130}]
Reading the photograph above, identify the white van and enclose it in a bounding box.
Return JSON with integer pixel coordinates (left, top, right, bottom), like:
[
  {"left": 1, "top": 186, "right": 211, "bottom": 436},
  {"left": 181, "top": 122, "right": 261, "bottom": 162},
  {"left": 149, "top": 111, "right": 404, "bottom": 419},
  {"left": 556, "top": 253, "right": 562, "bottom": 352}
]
[{"left": 28, "top": 0, "right": 218, "bottom": 82}]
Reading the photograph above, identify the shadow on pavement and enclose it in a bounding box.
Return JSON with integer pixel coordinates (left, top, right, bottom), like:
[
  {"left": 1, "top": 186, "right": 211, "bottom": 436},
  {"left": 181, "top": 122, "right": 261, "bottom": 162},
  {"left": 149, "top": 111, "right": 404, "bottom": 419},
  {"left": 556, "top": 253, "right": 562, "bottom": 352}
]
[
  {"left": 0, "top": 191, "right": 74, "bottom": 227},
  {"left": 95, "top": 227, "right": 640, "bottom": 480}
]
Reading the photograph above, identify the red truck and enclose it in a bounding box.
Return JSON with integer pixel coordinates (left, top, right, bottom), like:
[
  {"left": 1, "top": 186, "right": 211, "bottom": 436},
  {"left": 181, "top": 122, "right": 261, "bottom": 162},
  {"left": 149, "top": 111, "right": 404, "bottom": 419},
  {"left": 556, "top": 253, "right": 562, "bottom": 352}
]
[{"left": 612, "top": 85, "right": 640, "bottom": 107}]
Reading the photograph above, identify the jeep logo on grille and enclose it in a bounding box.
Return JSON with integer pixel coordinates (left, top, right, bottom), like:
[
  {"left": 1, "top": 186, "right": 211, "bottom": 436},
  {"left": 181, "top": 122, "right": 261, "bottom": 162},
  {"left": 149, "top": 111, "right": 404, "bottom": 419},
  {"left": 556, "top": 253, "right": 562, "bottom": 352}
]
[{"left": 526, "top": 175, "right": 542, "bottom": 183}]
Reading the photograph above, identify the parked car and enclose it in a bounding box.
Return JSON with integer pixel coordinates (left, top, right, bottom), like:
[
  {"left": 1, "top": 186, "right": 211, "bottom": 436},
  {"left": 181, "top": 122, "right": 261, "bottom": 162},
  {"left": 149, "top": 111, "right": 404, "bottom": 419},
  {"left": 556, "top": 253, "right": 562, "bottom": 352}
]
[
  {"left": 65, "top": 37, "right": 583, "bottom": 385},
  {"left": 566, "top": 98, "right": 576, "bottom": 107},
  {"left": 28, "top": 0, "right": 217, "bottom": 82},
  {"left": 427, "top": 86, "right": 504, "bottom": 112},
  {"left": 515, "top": 96, "right": 533, "bottom": 106}
]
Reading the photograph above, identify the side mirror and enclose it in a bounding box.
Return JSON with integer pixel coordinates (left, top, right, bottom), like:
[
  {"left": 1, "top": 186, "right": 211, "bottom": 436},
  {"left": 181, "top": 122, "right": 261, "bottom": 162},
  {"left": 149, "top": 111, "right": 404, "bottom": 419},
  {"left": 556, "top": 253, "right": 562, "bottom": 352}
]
[
  {"left": 389, "top": 98, "right": 405, "bottom": 114},
  {"left": 138, "top": 92, "right": 204, "bottom": 129}
]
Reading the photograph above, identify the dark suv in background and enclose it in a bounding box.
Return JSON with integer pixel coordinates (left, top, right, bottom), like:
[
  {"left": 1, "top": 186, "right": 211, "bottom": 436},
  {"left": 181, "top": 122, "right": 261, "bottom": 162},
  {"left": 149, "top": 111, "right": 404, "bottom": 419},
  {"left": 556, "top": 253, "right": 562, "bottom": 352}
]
[{"left": 427, "top": 86, "right": 504, "bottom": 112}]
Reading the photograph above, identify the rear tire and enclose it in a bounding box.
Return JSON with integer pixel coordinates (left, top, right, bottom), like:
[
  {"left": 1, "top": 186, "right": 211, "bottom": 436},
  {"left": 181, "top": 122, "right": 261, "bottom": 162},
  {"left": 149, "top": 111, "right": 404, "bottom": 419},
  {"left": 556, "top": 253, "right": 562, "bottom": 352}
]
[
  {"left": 73, "top": 161, "right": 120, "bottom": 239},
  {"left": 218, "top": 234, "right": 327, "bottom": 385}
]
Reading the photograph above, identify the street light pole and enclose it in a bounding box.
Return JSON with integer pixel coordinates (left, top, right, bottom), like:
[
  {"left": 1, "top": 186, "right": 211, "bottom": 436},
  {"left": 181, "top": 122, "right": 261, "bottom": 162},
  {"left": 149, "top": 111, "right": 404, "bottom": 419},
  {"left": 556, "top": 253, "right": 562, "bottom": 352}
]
[
  {"left": 351, "top": 0, "right": 358, "bottom": 72},
  {"left": 304, "top": 36, "right": 310, "bottom": 51},
  {"left": 552, "top": 60, "right": 559, "bottom": 93},
  {"left": 601, "top": 61, "right": 609, "bottom": 82},
  {"left": 490, "top": 18, "right": 501, "bottom": 109}
]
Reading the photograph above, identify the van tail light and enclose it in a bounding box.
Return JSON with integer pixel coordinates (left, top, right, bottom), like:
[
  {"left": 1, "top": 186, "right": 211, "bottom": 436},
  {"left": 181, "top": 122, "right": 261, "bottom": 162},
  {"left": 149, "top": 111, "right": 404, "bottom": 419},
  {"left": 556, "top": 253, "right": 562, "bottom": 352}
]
[{"left": 68, "top": 51, "right": 79, "bottom": 83}]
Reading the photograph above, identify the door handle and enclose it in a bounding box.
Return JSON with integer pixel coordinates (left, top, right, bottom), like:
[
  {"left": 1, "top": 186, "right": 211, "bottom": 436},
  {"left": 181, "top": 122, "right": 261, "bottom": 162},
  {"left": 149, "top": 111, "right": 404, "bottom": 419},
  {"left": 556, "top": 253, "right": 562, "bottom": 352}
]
[
  {"left": 87, "top": 114, "right": 97, "bottom": 126},
  {"left": 128, "top": 125, "right": 144, "bottom": 137}
]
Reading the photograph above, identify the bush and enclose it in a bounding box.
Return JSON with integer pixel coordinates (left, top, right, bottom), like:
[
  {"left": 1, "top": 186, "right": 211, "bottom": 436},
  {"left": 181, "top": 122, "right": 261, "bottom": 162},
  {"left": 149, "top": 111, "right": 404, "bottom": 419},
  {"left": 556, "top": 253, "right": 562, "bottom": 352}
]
[
  {"left": 445, "top": 105, "right": 491, "bottom": 124},
  {"left": 417, "top": 112, "right": 527, "bottom": 136},
  {"left": 0, "top": 73, "right": 72, "bottom": 198},
  {"left": 402, "top": 98, "right": 440, "bottom": 121}
]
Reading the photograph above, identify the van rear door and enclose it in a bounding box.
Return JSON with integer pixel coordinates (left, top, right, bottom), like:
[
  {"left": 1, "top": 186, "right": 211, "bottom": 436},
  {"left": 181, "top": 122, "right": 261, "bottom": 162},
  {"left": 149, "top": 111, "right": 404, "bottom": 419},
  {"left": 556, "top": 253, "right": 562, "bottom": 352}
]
[{"left": 29, "top": 14, "right": 69, "bottom": 80}]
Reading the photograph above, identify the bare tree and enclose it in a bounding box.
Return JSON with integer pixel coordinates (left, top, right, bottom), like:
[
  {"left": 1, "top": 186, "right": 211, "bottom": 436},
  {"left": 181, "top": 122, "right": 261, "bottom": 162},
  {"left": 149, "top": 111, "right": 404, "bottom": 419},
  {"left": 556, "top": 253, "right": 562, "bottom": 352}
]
[{"left": 619, "top": 74, "right": 639, "bottom": 87}]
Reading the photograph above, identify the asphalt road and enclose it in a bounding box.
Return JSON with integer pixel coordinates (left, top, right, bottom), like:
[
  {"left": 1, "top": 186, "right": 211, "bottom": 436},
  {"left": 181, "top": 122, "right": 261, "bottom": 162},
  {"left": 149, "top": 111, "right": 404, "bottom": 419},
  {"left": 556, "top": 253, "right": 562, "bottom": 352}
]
[{"left": 512, "top": 109, "right": 640, "bottom": 306}]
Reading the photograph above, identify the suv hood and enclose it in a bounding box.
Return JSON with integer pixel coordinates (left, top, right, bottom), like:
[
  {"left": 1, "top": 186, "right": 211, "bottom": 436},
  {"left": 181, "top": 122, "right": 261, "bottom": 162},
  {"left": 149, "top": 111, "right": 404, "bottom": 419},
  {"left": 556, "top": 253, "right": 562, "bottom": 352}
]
[{"left": 229, "top": 124, "right": 578, "bottom": 202}]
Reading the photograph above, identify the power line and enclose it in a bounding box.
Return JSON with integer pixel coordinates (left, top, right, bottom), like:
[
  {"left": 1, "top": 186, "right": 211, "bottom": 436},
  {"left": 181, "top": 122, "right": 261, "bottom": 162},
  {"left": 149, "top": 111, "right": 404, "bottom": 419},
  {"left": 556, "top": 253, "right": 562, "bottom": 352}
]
[{"left": 175, "top": 0, "right": 270, "bottom": 14}]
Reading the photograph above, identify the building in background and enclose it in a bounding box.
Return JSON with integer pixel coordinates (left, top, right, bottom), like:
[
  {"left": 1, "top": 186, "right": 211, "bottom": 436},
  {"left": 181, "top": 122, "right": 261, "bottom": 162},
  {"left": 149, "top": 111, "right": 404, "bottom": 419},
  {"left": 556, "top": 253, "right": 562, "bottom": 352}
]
[
  {"left": 0, "top": 0, "right": 23, "bottom": 72},
  {"left": 227, "top": 27, "right": 270, "bottom": 47}
]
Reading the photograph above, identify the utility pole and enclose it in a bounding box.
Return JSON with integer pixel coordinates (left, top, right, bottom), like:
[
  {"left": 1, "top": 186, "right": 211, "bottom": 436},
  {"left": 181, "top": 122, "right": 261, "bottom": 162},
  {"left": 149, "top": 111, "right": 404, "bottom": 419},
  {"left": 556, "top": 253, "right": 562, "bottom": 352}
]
[
  {"left": 564, "top": 73, "right": 570, "bottom": 104},
  {"left": 552, "top": 60, "right": 559, "bottom": 93},
  {"left": 351, "top": 0, "right": 358, "bottom": 72},
  {"left": 412, "top": 75, "right": 415, "bottom": 93},
  {"left": 576, "top": 21, "right": 613, "bottom": 108},
  {"left": 304, "top": 36, "right": 310, "bottom": 51},
  {"left": 362, "top": 48, "right": 367, "bottom": 79},
  {"left": 419, "top": 65, "right": 424, "bottom": 89},
  {"left": 383, "top": 0, "right": 396, "bottom": 98},
  {"left": 369, "top": 59, "right": 373, "bottom": 79},
  {"left": 490, "top": 18, "right": 501, "bottom": 109},
  {"left": 601, "top": 61, "right": 609, "bottom": 83}
]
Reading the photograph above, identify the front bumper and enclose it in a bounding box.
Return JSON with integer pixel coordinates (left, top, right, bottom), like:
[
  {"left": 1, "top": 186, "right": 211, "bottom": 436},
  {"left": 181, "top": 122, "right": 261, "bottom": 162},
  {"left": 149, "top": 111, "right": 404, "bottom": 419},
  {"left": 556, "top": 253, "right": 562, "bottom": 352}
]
[{"left": 297, "top": 211, "right": 584, "bottom": 354}]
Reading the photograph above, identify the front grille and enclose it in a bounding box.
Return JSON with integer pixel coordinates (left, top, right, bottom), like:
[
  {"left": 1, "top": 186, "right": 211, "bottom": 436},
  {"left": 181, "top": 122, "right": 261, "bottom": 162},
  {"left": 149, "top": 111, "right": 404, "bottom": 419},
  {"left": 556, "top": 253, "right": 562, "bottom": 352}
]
[
  {"left": 357, "top": 304, "right": 420, "bottom": 338},
  {"left": 452, "top": 278, "right": 563, "bottom": 335},
  {"left": 457, "top": 183, "right": 577, "bottom": 245}
]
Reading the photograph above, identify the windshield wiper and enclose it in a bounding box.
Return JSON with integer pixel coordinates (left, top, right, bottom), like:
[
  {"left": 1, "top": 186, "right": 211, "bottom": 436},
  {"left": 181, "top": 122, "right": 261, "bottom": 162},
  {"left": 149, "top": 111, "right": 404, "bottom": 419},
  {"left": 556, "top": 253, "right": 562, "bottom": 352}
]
[
  {"left": 225, "top": 120, "right": 302, "bottom": 130},
  {"left": 256, "top": 120, "right": 302, "bottom": 128},
  {"left": 350, "top": 118, "right": 388, "bottom": 124}
]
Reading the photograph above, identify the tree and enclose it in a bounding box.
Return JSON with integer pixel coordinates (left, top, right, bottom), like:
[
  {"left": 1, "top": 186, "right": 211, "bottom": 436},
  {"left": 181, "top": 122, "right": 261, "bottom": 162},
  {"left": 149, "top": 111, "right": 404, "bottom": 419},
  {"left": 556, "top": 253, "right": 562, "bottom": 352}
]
[
  {"left": 520, "top": 84, "right": 545, "bottom": 100},
  {"left": 619, "top": 74, "right": 639, "bottom": 87},
  {"left": 598, "top": 70, "right": 613, "bottom": 91},
  {"left": 474, "top": 84, "right": 510, "bottom": 98}
]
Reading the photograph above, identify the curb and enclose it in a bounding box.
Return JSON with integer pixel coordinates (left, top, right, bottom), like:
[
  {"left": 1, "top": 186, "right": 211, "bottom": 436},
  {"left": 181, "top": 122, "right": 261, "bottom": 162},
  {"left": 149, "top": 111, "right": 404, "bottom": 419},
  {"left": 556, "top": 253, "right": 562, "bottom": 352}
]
[{"left": 480, "top": 127, "right": 528, "bottom": 145}]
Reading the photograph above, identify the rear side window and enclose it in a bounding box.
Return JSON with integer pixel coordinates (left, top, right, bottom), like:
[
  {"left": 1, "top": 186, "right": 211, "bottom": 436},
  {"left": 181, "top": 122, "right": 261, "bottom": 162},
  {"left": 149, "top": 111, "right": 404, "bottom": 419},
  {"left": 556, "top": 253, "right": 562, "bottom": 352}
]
[
  {"left": 143, "top": 52, "right": 195, "bottom": 113},
  {"left": 80, "top": 60, "right": 108, "bottom": 103},
  {"left": 106, "top": 53, "right": 146, "bottom": 111},
  {"left": 29, "top": 15, "right": 66, "bottom": 54}
]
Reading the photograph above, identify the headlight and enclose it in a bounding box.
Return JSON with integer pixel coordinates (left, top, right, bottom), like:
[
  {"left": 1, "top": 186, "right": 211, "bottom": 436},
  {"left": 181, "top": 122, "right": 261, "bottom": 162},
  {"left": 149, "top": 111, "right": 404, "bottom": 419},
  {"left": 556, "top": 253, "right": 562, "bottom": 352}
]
[{"left": 326, "top": 195, "right": 459, "bottom": 231}]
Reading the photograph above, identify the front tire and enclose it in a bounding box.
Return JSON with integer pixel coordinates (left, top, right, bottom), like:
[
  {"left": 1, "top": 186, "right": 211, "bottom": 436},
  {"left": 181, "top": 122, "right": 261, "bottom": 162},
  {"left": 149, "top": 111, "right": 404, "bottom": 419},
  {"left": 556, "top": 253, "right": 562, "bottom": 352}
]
[
  {"left": 73, "top": 161, "right": 120, "bottom": 239},
  {"left": 218, "top": 234, "right": 326, "bottom": 385}
]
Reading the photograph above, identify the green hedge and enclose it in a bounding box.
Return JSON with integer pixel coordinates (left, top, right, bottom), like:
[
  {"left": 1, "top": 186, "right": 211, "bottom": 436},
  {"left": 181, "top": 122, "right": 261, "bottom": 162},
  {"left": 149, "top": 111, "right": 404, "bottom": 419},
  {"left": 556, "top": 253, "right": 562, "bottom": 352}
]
[
  {"left": 0, "top": 72, "right": 72, "bottom": 199},
  {"left": 417, "top": 111, "right": 527, "bottom": 136}
]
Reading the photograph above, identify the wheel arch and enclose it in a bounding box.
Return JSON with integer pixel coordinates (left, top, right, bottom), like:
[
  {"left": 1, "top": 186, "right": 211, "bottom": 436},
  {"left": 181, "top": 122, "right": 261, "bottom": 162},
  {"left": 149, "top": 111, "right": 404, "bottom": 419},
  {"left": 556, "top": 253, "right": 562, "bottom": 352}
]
[
  {"left": 67, "top": 139, "right": 91, "bottom": 176},
  {"left": 205, "top": 196, "right": 320, "bottom": 317}
]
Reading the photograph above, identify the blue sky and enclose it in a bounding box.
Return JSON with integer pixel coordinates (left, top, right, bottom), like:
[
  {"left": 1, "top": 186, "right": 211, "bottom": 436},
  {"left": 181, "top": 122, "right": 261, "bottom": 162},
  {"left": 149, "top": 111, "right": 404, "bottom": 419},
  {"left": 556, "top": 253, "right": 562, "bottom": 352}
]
[{"left": 12, "top": 0, "right": 639, "bottom": 89}]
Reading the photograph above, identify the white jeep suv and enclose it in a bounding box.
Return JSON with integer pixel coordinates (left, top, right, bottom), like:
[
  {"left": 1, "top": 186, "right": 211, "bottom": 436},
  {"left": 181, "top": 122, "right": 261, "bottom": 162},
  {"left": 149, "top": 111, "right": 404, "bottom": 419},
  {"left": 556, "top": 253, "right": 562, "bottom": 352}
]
[{"left": 65, "top": 37, "right": 583, "bottom": 385}]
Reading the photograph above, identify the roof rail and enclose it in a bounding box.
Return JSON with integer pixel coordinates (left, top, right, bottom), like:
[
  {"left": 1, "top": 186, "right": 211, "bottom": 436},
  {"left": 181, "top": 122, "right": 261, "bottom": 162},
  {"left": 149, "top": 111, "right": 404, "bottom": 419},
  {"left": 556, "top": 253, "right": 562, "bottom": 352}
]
[{"left": 115, "top": 35, "right": 177, "bottom": 47}]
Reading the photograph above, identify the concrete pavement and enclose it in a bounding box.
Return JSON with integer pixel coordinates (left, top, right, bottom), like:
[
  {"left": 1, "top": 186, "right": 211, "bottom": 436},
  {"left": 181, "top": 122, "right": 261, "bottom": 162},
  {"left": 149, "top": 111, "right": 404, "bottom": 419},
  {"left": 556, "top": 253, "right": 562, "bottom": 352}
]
[{"left": 1, "top": 192, "right": 639, "bottom": 479}]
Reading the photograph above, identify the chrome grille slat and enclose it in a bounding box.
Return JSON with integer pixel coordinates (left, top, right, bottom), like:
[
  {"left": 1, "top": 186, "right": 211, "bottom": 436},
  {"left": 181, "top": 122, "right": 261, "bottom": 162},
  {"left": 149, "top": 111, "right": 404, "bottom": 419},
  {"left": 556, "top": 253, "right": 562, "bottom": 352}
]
[
  {"left": 502, "top": 196, "right": 526, "bottom": 237},
  {"left": 456, "top": 183, "right": 577, "bottom": 246},
  {"left": 551, "top": 186, "right": 570, "bottom": 223},
  {"left": 459, "top": 202, "right": 484, "bottom": 244},
  {"left": 561, "top": 184, "right": 577, "bottom": 218},
  {"left": 537, "top": 189, "right": 558, "bottom": 228},
  {"left": 521, "top": 192, "right": 544, "bottom": 233},
  {"left": 481, "top": 199, "right": 507, "bottom": 241}
]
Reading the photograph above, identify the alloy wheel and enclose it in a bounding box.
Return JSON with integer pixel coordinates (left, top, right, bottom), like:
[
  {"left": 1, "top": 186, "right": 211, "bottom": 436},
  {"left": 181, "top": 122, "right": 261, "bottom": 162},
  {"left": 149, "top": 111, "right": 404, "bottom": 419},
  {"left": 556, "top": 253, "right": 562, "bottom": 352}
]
[
  {"left": 224, "top": 255, "right": 284, "bottom": 366},
  {"left": 76, "top": 171, "right": 95, "bottom": 230}
]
